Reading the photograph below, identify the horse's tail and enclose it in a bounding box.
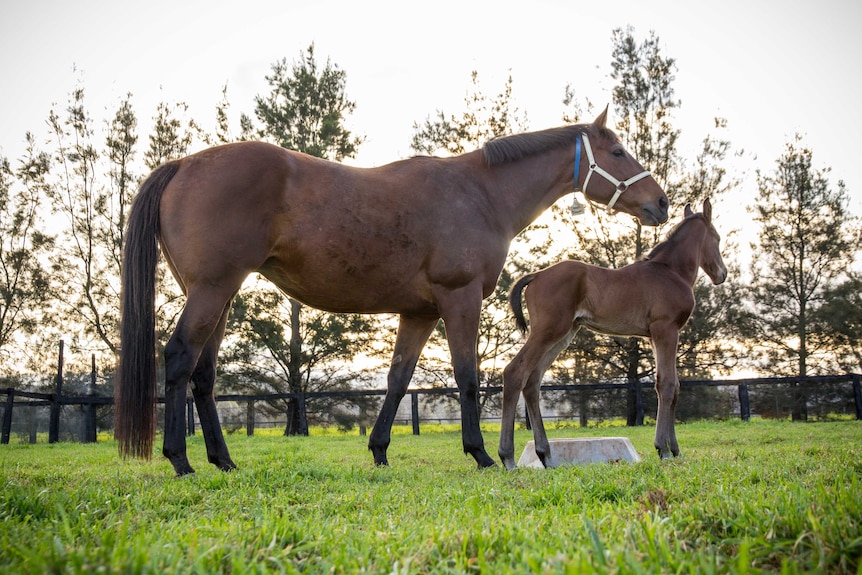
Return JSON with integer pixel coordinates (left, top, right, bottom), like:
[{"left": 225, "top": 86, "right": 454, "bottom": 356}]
[
  {"left": 509, "top": 274, "right": 537, "bottom": 335},
  {"left": 115, "top": 161, "right": 180, "bottom": 460}
]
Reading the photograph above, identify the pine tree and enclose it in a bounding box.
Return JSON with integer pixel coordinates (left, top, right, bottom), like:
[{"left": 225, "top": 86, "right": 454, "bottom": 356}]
[
  {"left": 223, "top": 44, "right": 372, "bottom": 435},
  {"left": 746, "top": 135, "right": 860, "bottom": 419}
]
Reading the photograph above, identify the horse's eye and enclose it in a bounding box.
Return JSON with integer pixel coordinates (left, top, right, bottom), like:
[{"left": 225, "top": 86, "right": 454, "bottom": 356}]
[{"left": 612, "top": 148, "right": 625, "bottom": 158}]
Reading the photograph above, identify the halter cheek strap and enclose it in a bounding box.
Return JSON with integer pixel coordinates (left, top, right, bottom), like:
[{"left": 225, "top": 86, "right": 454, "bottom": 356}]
[{"left": 573, "top": 133, "right": 652, "bottom": 214}]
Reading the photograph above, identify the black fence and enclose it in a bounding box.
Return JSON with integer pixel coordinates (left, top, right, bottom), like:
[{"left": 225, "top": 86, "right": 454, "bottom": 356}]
[{"left": 2, "top": 374, "right": 861, "bottom": 445}]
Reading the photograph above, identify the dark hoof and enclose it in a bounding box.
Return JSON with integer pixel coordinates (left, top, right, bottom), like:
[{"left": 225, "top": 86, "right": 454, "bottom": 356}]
[
  {"left": 175, "top": 466, "right": 196, "bottom": 477},
  {"left": 474, "top": 452, "right": 498, "bottom": 469},
  {"left": 369, "top": 444, "right": 389, "bottom": 466},
  {"left": 209, "top": 455, "right": 238, "bottom": 472},
  {"left": 537, "top": 452, "right": 549, "bottom": 468}
]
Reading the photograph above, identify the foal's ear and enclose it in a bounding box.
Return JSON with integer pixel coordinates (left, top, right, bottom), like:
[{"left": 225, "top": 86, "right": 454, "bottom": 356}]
[
  {"left": 684, "top": 203, "right": 694, "bottom": 218},
  {"left": 593, "top": 105, "right": 609, "bottom": 129},
  {"left": 703, "top": 198, "right": 712, "bottom": 222}
]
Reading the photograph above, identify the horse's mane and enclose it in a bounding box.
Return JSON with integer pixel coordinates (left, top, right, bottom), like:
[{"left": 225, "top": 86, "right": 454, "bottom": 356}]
[
  {"left": 644, "top": 213, "right": 703, "bottom": 260},
  {"left": 482, "top": 125, "right": 615, "bottom": 166}
]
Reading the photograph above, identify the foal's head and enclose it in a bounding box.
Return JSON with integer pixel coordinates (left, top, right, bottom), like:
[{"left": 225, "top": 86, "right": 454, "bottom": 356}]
[{"left": 684, "top": 198, "right": 727, "bottom": 285}]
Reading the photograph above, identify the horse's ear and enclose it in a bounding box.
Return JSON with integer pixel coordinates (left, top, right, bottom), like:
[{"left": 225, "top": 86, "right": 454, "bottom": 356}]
[
  {"left": 684, "top": 204, "right": 694, "bottom": 218},
  {"left": 593, "top": 105, "right": 609, "bottom": 129},
  {"left": 703, "top": 198, "right": 712, "bottom": 222}
]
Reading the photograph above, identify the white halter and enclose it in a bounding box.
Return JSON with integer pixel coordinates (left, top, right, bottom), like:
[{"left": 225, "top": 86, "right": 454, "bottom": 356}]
[{"left": 572, "top": 133, "right": 652, "bottom": 214}]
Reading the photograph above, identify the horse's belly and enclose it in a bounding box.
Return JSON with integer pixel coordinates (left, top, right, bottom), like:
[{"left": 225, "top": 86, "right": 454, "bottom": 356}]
[{"left": 259, "top": 259, "right": 436, "bottom": 315}]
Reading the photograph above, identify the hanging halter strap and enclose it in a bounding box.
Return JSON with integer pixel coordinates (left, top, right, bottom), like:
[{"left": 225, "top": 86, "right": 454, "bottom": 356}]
[{"left": 572, "top": 132, "right": 652, "bottom": 214}]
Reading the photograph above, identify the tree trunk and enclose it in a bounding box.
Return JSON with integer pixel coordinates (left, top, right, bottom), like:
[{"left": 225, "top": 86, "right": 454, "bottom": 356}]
[
  {"left": 283, "top": 298, "right": 309, "bottom": 436},
  {"left": 625, "top": 339, "right": 644, "bottom": 426}
]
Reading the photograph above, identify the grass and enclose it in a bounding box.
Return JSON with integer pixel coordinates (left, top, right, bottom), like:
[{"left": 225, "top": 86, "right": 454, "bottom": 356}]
[{"left": 1, "top": 419, "right": 860, "bottom": 574}]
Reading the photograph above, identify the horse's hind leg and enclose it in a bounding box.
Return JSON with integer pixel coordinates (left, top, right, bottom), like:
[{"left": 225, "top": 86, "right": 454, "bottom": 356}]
[
  {"left": 368, "top": 314, "right": 438, "bottom": 466},
  {"left": 162, "top": 288, "right": 237, "bottom": 476},
  {"left": 190, "top": 300, "right": 236, "bottom": 472}
]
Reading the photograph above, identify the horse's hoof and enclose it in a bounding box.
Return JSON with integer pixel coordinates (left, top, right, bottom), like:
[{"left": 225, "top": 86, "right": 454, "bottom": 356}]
[
  {"left": 474, "top": 452, "right": 497, "bottom": 469},
  {"left": 175, "top": 466, "right": 196, "bottom": 477},
  {"left": 169, "top": 456, "right": 195, "bottom": 477}
]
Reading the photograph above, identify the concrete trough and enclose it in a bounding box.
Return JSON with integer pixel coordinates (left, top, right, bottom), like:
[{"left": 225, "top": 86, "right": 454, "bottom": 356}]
[{"left": 517, "top": 437, "right": 641, "bottom": 469}]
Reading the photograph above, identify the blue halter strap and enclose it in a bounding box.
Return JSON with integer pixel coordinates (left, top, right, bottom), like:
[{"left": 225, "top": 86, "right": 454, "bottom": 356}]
[{"left": 573, "top": 135, "right": 583, "bottom": 190}]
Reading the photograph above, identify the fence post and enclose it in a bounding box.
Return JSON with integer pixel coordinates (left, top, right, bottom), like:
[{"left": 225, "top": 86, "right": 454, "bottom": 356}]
[
  {"left": 186, "top": 398, "right": 195, "bottom": 436},
  {"left": 246, "top": 400, "right": 255, "bottom": 436},
  {"left": 411, "top": 392, "right": 420, "bottom": 435},
  {"left": 738, "top": 383, "right": 751, "bottom": 421},
  {"left": 49, "top": 340, "right": 64, "bottom": 444},
  {"left": 82, "top": 354, "right": 97, "bottom": 443},
  {"left": 1, "top": 389, "right": 13, "bottom": 444},
  {"left": 853, "top": 374, "right": 862, "bottom": 421}
]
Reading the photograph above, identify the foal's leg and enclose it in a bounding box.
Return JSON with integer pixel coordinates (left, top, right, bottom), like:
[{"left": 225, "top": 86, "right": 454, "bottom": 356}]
[
  {"left": 368, "top": 314, "right": 438, "bottom": 466},
  {"left": 499, "top": 325, "right": 574, "bottom": 469},
  {"left": 162, "top": 289, "right": 236, "bottom": 476},
  {"left": 190, "top": 300, "right": 236, "bottom": 472},
  {"left": 500, "top": 349, "right": 532, "bottom": 470},
  {"left": 524, "top": 336, "right": 573, "bottom": 469},
  {"left": 650, "top": 325, "right": 681, "bottom": 459}
]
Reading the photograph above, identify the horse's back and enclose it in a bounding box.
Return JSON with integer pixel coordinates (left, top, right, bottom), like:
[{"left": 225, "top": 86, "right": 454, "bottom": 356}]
[{"left": 155, "top": 141, "right": 500, "bottom": 314}]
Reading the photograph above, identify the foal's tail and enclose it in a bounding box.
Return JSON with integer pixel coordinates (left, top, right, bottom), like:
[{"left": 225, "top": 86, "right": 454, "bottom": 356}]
[
  {"left": 509, "top": 274, "right": 537, "bottom": 335},
  {"left": 115, "top": 161, "right": 180, "bottom": 460}
]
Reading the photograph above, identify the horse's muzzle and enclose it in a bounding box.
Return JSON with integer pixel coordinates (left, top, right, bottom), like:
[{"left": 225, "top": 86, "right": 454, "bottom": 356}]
[{"left": 641, "top": 197, "right": 670, "bottom": 226}]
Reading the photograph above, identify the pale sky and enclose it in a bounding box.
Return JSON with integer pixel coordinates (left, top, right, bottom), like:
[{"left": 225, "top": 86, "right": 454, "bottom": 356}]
[{"left": 2, "top": 0, "right": 860, "bottom": 224}]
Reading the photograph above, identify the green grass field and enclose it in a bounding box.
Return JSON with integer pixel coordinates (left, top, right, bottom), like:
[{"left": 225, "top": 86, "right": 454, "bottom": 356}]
[{"left": 1, "top": 419, "right": 860, "bottom": 574}]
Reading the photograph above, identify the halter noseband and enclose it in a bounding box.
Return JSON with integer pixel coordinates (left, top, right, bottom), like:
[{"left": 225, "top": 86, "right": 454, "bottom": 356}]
[{"left": 572, "top": 133, "right": 652, "bottom": 214}]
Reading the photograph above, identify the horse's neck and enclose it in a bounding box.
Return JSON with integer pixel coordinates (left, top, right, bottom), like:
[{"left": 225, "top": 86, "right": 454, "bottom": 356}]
[{"left": 483, "top": 148, "right": 574, "bottom": 235}]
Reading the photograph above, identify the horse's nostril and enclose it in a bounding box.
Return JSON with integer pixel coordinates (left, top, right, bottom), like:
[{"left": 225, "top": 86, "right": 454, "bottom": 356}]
[{"left": 659, "top": 196, "right": 669, "bottom": 210}]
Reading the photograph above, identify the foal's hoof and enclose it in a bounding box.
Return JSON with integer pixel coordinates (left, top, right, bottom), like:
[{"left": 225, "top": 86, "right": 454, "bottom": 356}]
[{"left": 656, "top": 448, "right": 681, "bottom": 460}]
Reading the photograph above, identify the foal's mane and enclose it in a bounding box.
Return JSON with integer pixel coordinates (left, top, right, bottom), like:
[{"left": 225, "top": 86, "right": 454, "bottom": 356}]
[
  {"left": 482, "top": 124, "right": 614, "bottom": 166},
  {"left": 644, "top": 213, "right": 704, "bottom": 260}
]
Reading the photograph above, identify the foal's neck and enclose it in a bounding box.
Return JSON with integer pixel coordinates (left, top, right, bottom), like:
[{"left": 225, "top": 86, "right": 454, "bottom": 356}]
[{"left": 650, "top": 223, "right": 705, "bottom": 286}]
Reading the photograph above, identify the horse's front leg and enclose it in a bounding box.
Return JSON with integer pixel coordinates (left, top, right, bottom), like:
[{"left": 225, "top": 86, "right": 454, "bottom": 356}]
[
  {"left": 190, "top": 303, "right": 236, "bottom": 472},
  {"left": 368, "top": 314, "right": 437, "bottom": 466},
  {"left": 651, "top": 326, "right": 681, "bottom": 459},
  {"left": 437, "top": 285, "right": 496, "bottom": 468}
]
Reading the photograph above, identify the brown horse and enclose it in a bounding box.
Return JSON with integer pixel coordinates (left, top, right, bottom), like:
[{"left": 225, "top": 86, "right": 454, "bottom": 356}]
[
  {"left": 115, "top": 108, "right": 669, "bottom": 476},
  {"left": 498, "top": 199, "right": 726, "bottom": 470}
]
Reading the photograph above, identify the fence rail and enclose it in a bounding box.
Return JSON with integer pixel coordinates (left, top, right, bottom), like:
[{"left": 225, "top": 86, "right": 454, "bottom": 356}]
[{"left": 2, "top": 374, "right": 861, "bottom": 445}]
